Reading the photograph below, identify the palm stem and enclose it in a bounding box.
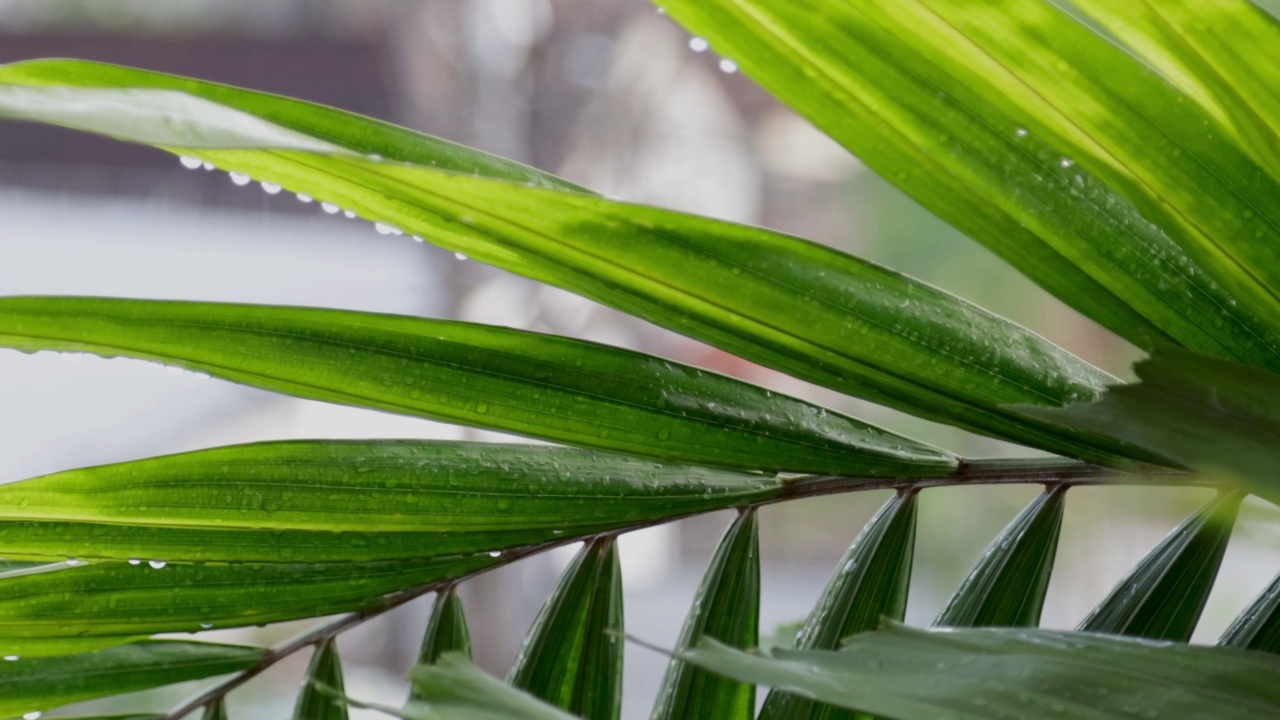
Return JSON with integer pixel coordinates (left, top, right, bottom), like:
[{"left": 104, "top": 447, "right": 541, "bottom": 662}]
[{"left": 163, "top": 457, "right": 1209, "bottom": 717}]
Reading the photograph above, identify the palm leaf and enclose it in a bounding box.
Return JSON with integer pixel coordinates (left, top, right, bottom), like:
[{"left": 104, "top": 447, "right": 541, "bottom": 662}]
[
  {"left": 657, "top": 623, "right": 1280, "bottom": 720},
  {"left": 509, "top": 537, "right": 623, "bottom": 720},
  {"left": 655, "top": 0, "right": 1280, "bottom": 371},
  {"left": 294, "top": 639, "right": 348, "bottom": 720},
  {"left": 651, "top": 509, "right": 759, "bottom": 720},
  {"left": 0, "top": 641, "right": 264, "bottom": 717},
  {"left": 758, "top": 491, "right": 917, "bottom": 720},
  {"left": 0, "top": 61, "right": 1140, "bottom": 462},
  {"left": 1078, "top": 491, "right": 1242, "bottom": 641},
  {"left": 0, "top": 296, "right": 951, "bottom": 476},
  {"left": 934, "top": 486, "right": 1066, "bottom": 628},
  {"left": 1221, "top": 572, "right": 1280, "bottom": 654},
  {"left": 0, "top": 440, "right": 784, "bottom": 563}
]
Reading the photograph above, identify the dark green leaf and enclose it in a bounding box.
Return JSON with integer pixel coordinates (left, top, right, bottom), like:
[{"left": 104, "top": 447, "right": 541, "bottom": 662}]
[
  {"left": 652, "top": 509, "right": 759, "bottom": 720},
  {"left": 295, "top": 639, "right": 347, "bottom": 720},
  {"left": 0, "top": 641, "right": 263, "bottom": 717},
  {"left": 44, "top": 716, "right": 164, "bottom": 720},
  {"left": 655, "top": 0, "right": 1280, "bottom": 373},
  {"left": 758, "top": 491, "right": 917, "bottom": 720},
  {"left": 1221, "top": 572, "right": 1280, "bottom": 654},
  {"left": 0, "top": 296, "right": 951, "bottom": 477},
  {"left": 0, "top": 554, "right": 496, "bottom": 657},
  {"left": 657, "top": 623, "right": 1280, "bottom": 720},
  {"left": 509, "top": 537, "right": 622, "bottom": 720},
  {"left": 0, "top": 440, "right": 785, "bottom": 564},
  {"left": 0, "top": 62, "right": 1133, "bottom": 462},
  {"left": 934, "top": 486, "right": 1066, "bottom": 628},
  {"left": 203, "top": 699, "right": 229, "bottom": 720},
  {"left": 1078, "top": 491, "right": 1242, "bottom": 641},
  {"left": 411, "top": 587, "right": 474, "bottom": 703},
  {"left": 346, "top": 654, "right": 581, "bottom": 720},
  {"left": 1020, "top": 346, "right": 1280, "bottom": 503},
  {"left": 416, "top": 586, "right": 472, "bottom": 668}
]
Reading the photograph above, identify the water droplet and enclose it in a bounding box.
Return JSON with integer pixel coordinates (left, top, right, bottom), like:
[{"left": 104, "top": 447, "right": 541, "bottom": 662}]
[
  {"left": 64, "top": 558, "right": 81, "bottom": 566},
  {"left": 657, "top": 6, "right": 666, "bottom": 14},
  {"left": 2, "top": 655, "right": 18, "bottom": 661},
  {"left": 296, "top": 193, "right": 313, "bottom": 204},
  {"left": 128, "top": 558, "right": 142, "bottom": 565},
  {"left": 1015, "top": 127, "right": 1028, "bottom": 137},
  {"left": 261, "top": 181, "right": 282, "bottom": 195},
  {"left": 454, "top": 252, "right": 469, "bottom": 261},
  {"left": 24, "top": 712, "right": 41, "bottom": 720},
  {"left": 719, "top": 59, "right": 738, "bottom": 74},
  {"left": 375, "top": 222, "right": 403, "bottom": 236},
  {"left": 229, "top": 172, "right": 252, "bottom": 186},
  {"left": 412, "top": 235, "right": 425, "bottom": 243},
  {"left": 179, "top": 156, "right": 202, "bottom": 170},
  {"left": 200, "top": 623, "right": 214, "bottom": 629},
  {"left": 149, "top": 560, "right": 167, "bottom": 569},
  {"left": 321, "top": 202, "right": 340, "bottom": 214},
  {"left": 488, "top": 550, "right": 503, "bottom": 558},
  {"left": 343, "top": 210, "right": 357, "bottom": 219},
  {"left": 202, "top": 161, "right": 215, "bottom": 171},
  {"left": 689, "top": 37, "right": 709, "bottom": 53},
  {"left": 1059, "top": 158, "right": 1074, "bottom": 168}
]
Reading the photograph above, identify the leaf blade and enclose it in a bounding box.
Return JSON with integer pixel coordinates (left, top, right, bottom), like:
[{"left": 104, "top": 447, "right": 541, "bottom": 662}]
[
  {"left": 0, "top": 440, "right": 784, "bottom": 564},
  {"left": 1078, "top": 491, "right": 1242, "bottom": 641},
  {"left": 294, "top": 639, "right": 348, "bottom": 720},
  {"left": 1071, "top": 0, "right": 1280, "bottom": 181},
  {"left": 934, "top": 486, "right": 1066, "bottom": 628},
  {"left": 654, "top": 0, "right": 1280, "bottom": 373},
  {"left": 0, "top": 296, "right": 953, "bottom": 477},
  {"left": 651, "top": 509, "right": 760, "bottom": 720},
  {"left": 1221, "top": 572, "right": 1280, "bottom": 655},
  {"left": 0, "top": 60, "right": 1136, "bottom": 461},
  {"left": 658, "top": 623, "right": 1280, "bottom": 720},
  {"left": 0, "top": 555, "right": 497, "bottom": 657},
  {"left": 758, "top": 491, "right": 918, "bottom": 720},
  {"left": 0, "top": 641, "right": 264, "bottom": 717},
  {"left": 509, "top": 537, "right": 623, "bottom": 720}
]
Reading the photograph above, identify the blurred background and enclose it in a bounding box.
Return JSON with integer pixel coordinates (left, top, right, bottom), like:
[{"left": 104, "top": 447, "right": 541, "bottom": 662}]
[{"left": 0, "top": 1, "right": 1277, "bottom": 718}]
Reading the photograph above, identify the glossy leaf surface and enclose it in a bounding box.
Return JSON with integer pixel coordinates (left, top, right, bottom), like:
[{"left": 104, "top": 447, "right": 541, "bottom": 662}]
[
  {"left": 1078, "top": 491, "right": 1242, "bottom": 641},
  {"left": 652, "top": 510, "right": 759, "bottom": 720},
  {"left": 664, "top": 623, "right": 1280, "bottom": 720},
  {"left": 1072, "top": 0, "right": 1280, "bottom": 180},
  {"left": 510, "top": 537, "right": 622, "bottom": 720},
  {"left": 366, "top": 654, "right": 580, "bottom": 720},
  {"left": 294, "top": 639, "right": 348, "bottom": 720},
  {"left": 0, "top": 61, "right": 1133, "bottom": 462},
  {"left": 0, "top": 296, "right": 951, "bottom": 476},
  {"left": 758, "top": 491, "right": 917, "bottom": 720},
  {"left": 935, "top": 486, "right": 1065, "bottom": 628},
  {"left": 1022, "top": 347, "right": 1280, "bottom": 503},
  {"left": 0, "top": 555, "right": 496, "bottom": 657},
  {"left": 0, "top": 440, "right": 784, "bottom": 564},
  {"left": 417, "top": 587, "right": 472, "bottom": 667},
  {"left": 410, "top": 590, "right": 475, "bottom": 708},
  {"left": 655, "top": 0, "right": 1280, "bottom": 373},
  {"left": 1221, "top": 572, "right": 1280, "bottom": 654},
  {"left": 0, "top": 641, "right": 263, "bottom": 717}
]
